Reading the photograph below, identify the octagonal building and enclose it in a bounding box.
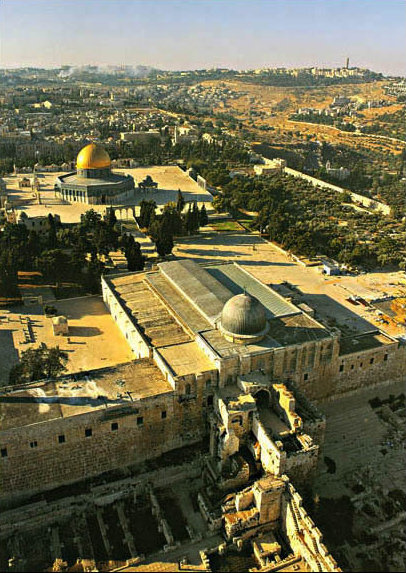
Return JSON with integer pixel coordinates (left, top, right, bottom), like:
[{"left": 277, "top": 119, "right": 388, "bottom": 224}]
[{"left": 55, "top": 143, "right": 134, "bottom": 204}]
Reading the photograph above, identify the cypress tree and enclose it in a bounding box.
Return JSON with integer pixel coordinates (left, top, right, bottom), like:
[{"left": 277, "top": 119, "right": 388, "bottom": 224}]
[{"left": 199, "top": 204, "right": 209, "bottom": 227}]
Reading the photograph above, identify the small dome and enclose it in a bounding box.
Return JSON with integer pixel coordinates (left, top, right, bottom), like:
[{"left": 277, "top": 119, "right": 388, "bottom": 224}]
[
  {"left": 220, "top": 294, "right": 268, "bottom": 340},
  {"left": 52, "top": 315, "right": 67, "bottom": 325},
  {"left": 76, "top": 143, "right": 111, "bottom": 170}
]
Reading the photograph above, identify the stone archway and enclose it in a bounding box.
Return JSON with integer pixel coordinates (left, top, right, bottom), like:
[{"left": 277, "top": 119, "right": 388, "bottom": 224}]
[{"left": 254, "top": 389, "right": 270, "bottom": 410}]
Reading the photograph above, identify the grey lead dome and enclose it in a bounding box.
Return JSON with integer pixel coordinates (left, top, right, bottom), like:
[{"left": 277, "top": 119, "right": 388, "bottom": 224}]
[{"left": 220, "top": 293, "right": 268, "bottom": 337}]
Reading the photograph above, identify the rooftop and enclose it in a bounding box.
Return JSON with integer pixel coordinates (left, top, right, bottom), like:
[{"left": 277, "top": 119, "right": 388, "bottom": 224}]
[
  {"left": 268, "top": 313, "right": 330, "bottom": 345},
  {"left": 0, "top": 296, "right": 134, "bottom": 384},
  {"left": 110, "top": 273, "right": 191, "bottom": 348},
  {"left": 58, "top": 171, "right": 131, "bottom": 186},
  {"left": 201, "top": 328, "right": 281, "bottom": 358},
  {"left": 339, "top": 331, "right": 395, "bottom": 356},
  {"left": 108, "top": 261, "right": 329, "bottom": 361},
  {"left": 206, "top": 263, "right": 298, "bottom": 319},
  {"left": 158, "top": 341, "right": 216, "bottom": 377},
  {"left": 158, "top": 259, "right": 231, "bottom": 324},
  {"left": 0, "top": 360, "right": 172, "bottom": 431}
]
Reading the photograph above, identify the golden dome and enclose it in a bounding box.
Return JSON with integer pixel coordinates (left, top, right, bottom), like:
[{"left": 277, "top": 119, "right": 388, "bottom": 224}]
[{"left": 76, "top": 143, "right": 111, "bottom": 170}]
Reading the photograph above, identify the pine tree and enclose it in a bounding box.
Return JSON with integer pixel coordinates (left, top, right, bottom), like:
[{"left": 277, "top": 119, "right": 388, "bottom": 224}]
[
  {"left": 156, "top": 232, "right": 174, "bottom": 257},
  {"left": 47, "top": 214, "right": 57, "bottom": 248},
  {"left": 184, "top": 204, "right": 194, "bottom": 235},
  {"left": 139, "top": 200, "right": 156, "bottom": 229},
  {"left": 199, "top": 204, "right": 209, "bottom": 227},
  {"left": 105, "top": 207, "right": 117, "bottom": 228},
  {"left": 191, "top": 202, "right": 200, "bottom": 233},
  {"left": 124, "top": 236, "right": 145, "bottom": 271},
  {"left": 9, "top": 344, "right": 68, "bottom": 384},
  {"left": 176, "top": 189, "right": 185, "bottom": 213}
]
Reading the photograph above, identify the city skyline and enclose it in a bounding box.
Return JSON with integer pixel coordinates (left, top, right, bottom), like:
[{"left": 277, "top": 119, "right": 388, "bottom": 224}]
[{"left": 0, "top": 0, "right": 405, "bottom": 76}]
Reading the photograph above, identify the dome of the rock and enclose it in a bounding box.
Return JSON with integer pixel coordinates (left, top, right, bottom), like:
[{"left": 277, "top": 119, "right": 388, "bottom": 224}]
[{"left": 76, "top": 143, "right": 111, "bottom": 170}]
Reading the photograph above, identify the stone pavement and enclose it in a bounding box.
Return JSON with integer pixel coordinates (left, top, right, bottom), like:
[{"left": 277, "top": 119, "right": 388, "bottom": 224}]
[{"left": 314, "top": 379, "right": 406, "bottom": 499}]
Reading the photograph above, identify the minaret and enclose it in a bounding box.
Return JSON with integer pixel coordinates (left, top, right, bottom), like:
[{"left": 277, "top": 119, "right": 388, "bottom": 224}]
[{"left": 346, "top": 57, "right": 349, "bottom": 69}]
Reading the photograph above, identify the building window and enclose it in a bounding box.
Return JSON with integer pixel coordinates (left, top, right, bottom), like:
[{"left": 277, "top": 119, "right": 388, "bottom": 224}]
[
  {"left": 137, "top": 416, "right": 144, "bottom": 426},
  {"left": 58, "top": 434, "right": 65, "bottom": 444},
  {"left": 370, "top": 357, "right": 374, "bottom": 365},
  {"left": 161, "top": 410, "right": 167, "bottom": 419},
  {"left": 85, "top": 428, "right": 92, "bottom": 437},
  {"left": 303, "top": 373, "right": 309, "bottom": 381},
  {"left": 185, "top": 383, "right": 191, "bottom": 395},
  {"left": 207, "top": 395, "right": 214, "bottom": 406},
  {"left": 339, "top": 364, "right": 344, "bottom": 372},
  {"left": 111, "top": 422, "right": 118, "bottom": 431},
  {"left": 350, "top": 364, "right": 354, "bottom": 370},
  {"left": 30, "top": 441, "right": 38, "bottom": 448},
  {"left": 360, "top": 362, "right": 363, "bottom": 368},
  {"left": 384, "top": 354, "right": 388, "bottom": 361},
  {"left": 1, "top": 448, "right": 7, "bottom": 458}
]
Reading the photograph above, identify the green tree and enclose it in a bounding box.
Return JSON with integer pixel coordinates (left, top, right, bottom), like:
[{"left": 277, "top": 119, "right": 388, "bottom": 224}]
[
  {"left": 105, "top": 207, "right": 117, "bottom": 228},
  {"left": 9, "top": 345, "right": 68, "bottom": 384},
  {"left": 47, "top": 213, "right": 58, "bottom": 248},
  {"left": 376, "top": 236, "right": 401, "bottom": 267},
  {"left": 37, "top": 249, "right": 71, "bottom": 286},
  {"left": 139, "top": 200, "right": 157, "bottom": 229},
  {"left": 124, "top": 236, "right": 145, "bottom": 271},
  {"left": 156, "top": 232, "right": 174, "bottom": 257},
  {"left": 83, "top": 259, "right": 104, "bottom": 294},
  {"left": 161, "top": 203, "right": 183, "bottom": 237},
  {"left": 176, "top": 189, "right": 185, "bottom": 213},
  {"left": 184, "top": 204, "right": 194, "bottom": 235},
  {"left": 149, "top": 219, "right": 174, "bottom": 257},
  {"left": 199, "top": 204, "right": 209, "bottom": 227},
  {"left": 0, "top": 249, "right": 19, "bottom": 296},
  {"left": 80, "top": 209, "right": 102, "bottom": 230},
  {"left": 192, "top": 202, "right": 200, "bottom": 233}
]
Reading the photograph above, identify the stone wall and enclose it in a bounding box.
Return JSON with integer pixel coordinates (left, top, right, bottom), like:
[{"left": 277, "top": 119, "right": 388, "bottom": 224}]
[
  {"left": 281, "top": 480, "right": 341, "bottom": 572},
  {"left": 284, "top": 444, "right": 319, "bottom": 488},
  {"left": 102, "top": 278, "right": 150, "bottom": 359},
  {"left": 0, "top": 379, "right": 208, "bottom": 501},
  {"left": 295, "top": 339, "right": 406, "bottom": 401}
]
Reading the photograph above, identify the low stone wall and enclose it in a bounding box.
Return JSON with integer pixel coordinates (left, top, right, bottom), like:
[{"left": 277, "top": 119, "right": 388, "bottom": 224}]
[{"left": 285, "top": 167, "right": 391, "bottom": 215}]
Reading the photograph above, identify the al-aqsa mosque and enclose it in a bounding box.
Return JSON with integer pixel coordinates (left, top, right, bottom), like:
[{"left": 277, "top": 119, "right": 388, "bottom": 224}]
[{"left": 55, "top": 143, "right": 134, "bottom": 204}]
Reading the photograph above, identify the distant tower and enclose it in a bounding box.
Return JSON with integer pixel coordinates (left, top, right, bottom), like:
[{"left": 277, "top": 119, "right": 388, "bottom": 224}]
[{"left": 346, "top": 57, "right": 350, "bottom": 69}]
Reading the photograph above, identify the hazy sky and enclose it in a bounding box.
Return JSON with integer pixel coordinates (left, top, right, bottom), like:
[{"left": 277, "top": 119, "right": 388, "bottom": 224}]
[{"left": 0, "top": 0, "right": 405, "bottom": 75}]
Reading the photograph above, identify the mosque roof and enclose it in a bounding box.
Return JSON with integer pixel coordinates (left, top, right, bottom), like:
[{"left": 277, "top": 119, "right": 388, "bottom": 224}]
[
  {"left": 76, "top": 143, "right": 111, "bottom": 170},
  {"left": 220, "top": 294, "right": 268, "bottom": 337}
]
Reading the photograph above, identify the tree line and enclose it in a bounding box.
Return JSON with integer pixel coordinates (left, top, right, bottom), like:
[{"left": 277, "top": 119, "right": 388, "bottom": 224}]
[
  {"left": 0, "top": 208, "right": 145, "bottom": 298},
  {"left": 213, "top": 172, "right": 405, "bottom": 270},
  {"left": 138, "top": 192, "right": 208, "bottom": 257}
]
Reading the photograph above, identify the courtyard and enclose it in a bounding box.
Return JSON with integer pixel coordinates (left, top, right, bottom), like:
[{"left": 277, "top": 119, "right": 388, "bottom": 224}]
[
  {"left": 0, "top": 296, "right": 134, "bottom": 384},
  {"left": 3, "top": 165, "right": 213, "bottom": 224}
]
